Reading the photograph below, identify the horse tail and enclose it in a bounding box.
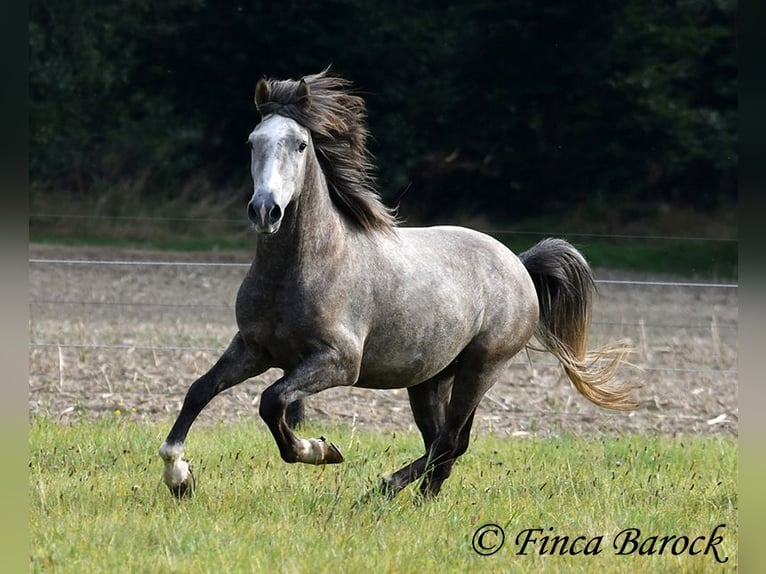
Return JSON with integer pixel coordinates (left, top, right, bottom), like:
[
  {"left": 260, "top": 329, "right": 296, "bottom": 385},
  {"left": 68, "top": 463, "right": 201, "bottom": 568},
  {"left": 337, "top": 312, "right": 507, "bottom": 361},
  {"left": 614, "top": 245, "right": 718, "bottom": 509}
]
[{"left": 519, "top": 238, "right": 637, "bottom": 411}]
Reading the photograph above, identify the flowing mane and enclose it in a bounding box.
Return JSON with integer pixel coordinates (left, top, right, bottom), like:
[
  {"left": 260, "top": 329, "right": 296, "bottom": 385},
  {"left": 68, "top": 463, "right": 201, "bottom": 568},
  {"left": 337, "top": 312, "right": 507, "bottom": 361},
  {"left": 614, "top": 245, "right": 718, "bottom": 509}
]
[{"left": 255, "top": 68, "right": 398, "bottom": 233}]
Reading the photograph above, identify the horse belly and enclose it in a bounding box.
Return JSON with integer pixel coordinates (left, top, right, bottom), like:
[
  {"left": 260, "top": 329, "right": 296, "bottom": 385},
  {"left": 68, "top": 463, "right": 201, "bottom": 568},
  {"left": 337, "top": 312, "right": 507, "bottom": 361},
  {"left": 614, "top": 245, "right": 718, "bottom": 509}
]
[
  {"left": 355, "top": 312, "right": 476, "bottom": 389},
  {"left": 355, "top": 351, "right": 457, "bottom": 389}
]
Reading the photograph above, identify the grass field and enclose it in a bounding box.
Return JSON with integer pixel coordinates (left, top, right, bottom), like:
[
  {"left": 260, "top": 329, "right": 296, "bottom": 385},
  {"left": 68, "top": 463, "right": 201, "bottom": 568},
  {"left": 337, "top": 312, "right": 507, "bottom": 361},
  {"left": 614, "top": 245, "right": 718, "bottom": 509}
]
[
  {"left": 29, "top": 416, "right": 737, "bottom": 573},
  {"left": 29, "top": 189, "right": 738, "bottom": 280},
  {"left": 29, "top": 231, "right": 738, "bottom": 281}
]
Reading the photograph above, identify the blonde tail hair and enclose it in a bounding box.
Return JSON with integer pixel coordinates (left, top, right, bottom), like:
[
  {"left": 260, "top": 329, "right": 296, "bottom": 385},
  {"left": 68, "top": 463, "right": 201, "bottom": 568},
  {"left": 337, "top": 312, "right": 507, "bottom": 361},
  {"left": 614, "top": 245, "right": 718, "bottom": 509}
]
[{"left": 519, "top": 238, "right": 638, "bottom": 411}]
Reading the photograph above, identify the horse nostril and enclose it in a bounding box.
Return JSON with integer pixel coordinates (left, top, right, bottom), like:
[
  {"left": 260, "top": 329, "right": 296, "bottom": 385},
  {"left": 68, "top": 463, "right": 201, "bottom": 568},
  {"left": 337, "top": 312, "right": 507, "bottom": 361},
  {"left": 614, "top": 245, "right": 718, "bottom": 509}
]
[
  {"left": 268, "top": 204, "right": 282, "bottom": 223},
  {"left": 247, "top": 201, "right": 258, "bottom": 223}
]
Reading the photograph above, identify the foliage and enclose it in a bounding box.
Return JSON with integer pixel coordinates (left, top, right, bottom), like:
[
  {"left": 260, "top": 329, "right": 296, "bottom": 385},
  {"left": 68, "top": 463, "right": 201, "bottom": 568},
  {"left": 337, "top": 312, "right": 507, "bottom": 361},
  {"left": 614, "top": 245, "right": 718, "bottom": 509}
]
[{"left": 29, "top": 0, "right": 737, "bottom": 225}]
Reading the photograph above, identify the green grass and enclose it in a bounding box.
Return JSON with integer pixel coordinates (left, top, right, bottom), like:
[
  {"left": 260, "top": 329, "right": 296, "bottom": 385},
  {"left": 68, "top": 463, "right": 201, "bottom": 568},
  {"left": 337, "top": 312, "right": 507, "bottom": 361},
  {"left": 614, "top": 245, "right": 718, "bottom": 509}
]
[
  {"left": 497, "top": 236, "right": 738, "bottom": 281},
  {"left": 29, "top": 188, "right": 738, "bottom": 279},
  {"left": 29, "top": 229, "right": 738, "bottom": 280},
  {"left": 574, "top": 239, "right": 737, "bottom": 280},
  {"left": 29, "top": 232, "right": 256, "bottom": 254},
  {"left": 30, "top": 417, "right": 737, "bottom": 573}
]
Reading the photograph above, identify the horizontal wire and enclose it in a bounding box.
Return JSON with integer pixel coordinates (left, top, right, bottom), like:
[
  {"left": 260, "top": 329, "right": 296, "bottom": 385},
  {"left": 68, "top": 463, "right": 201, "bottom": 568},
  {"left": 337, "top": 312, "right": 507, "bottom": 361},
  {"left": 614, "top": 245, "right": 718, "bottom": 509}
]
[
  {"left": 27, "top": 299, "right": 739, "bottom": 331},
  {"left": 31, "top": 213, "right": 245, "bottom": 224},
  {"left": 30, "top": 342, "right": 225, "bottom": 353},
  {"left": 596, "top": 278, "right": 737, "bottom": 289},
  {"left": 29, "top": 258, "right": 250, "bottom": 268},
  {"left": 30, "top": 299, "right": 232, "bottom": 310},
  {"left": 28, "top": 258, "right": 738, "bottom": 289},
  {"left": 592, "top": 319, "right": 737, "bottom": 330},
  {"left": 30, "top": 213, "right": 738, "bottom": 242},
  {"left": 28, "top": 342, "right": 737, "bottom": 376}
]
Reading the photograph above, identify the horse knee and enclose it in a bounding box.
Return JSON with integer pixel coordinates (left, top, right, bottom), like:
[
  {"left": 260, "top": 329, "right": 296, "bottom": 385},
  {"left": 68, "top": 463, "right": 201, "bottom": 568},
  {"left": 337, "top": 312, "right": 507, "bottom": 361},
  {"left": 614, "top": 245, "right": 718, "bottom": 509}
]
[
  {"left": 453, "top": 433, "right": 472, "bottom": 458},
  {"left": 259, "top": 387, "right": 285, "bottom": 423}
]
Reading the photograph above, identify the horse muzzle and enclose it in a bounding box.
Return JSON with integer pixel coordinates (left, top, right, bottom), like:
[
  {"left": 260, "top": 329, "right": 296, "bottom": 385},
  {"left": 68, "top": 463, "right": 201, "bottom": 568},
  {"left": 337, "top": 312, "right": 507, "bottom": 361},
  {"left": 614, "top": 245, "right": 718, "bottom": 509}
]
[{"left": 247, "top": 193, "right": 283, "bottom": 234}]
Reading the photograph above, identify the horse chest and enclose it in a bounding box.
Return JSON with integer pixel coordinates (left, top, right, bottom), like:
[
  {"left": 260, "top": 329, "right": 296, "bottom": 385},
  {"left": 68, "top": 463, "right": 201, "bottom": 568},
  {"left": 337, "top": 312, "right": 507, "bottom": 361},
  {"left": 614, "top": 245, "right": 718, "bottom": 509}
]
[
  {"left": 236, "top": 286, "right": 333, "bottom": 363},
  {"left": 240, "top": 299, "right": 316, "bottom": 339}
]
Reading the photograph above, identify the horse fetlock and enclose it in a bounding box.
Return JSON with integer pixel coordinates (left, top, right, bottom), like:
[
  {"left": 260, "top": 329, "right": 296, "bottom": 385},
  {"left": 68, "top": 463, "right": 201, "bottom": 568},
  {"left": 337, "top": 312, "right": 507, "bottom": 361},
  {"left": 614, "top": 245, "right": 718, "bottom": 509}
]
[
  {"left": 296, "top": 436, "right": 344, "bottom": 464},
  {"left": 159, "top": 442, "right": 184, "bottom": 462}
]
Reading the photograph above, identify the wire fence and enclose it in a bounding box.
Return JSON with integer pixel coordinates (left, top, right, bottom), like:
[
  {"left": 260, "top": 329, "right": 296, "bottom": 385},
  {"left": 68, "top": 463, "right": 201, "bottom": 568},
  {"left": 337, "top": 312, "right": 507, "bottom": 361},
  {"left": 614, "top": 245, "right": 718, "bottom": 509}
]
[
  {"left": 28, "top": 229, "right": 738, "bottom": 432},
  {"left": 30, "top": 212, "right": 740, "bottom": 242},
  {"left": 29, "top": 254, "right": 739, "bottom": 373}
]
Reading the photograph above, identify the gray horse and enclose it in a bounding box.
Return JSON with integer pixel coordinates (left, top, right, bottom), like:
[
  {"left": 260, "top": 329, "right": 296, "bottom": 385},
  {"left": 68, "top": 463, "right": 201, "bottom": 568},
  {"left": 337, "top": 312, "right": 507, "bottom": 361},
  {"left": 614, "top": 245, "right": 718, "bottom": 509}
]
[{"left": 159, "top": 69, "right": 636, "bottom": 500}]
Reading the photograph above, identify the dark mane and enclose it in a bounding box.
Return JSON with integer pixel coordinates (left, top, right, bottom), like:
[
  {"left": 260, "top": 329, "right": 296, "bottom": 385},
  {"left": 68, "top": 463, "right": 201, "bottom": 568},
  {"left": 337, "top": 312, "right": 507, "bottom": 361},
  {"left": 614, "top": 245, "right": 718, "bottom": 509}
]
[{"left": 255, "top": 68, "right": 398, "bottom": 234}]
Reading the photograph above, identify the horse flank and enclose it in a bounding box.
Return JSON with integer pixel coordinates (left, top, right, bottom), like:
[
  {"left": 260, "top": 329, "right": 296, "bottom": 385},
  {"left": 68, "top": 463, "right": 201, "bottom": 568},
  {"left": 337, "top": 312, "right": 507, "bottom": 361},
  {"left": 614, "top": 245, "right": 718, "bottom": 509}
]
[{"left": 255, "top": 68, "right": 398, "bottom": 234}]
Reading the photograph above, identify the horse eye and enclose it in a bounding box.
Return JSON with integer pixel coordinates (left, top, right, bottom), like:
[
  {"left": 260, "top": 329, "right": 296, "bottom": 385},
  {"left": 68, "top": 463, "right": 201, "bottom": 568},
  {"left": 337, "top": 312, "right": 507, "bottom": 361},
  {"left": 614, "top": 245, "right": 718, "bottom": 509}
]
[{"left": 298, "top": 141, "right": 308, "bottom": 153}]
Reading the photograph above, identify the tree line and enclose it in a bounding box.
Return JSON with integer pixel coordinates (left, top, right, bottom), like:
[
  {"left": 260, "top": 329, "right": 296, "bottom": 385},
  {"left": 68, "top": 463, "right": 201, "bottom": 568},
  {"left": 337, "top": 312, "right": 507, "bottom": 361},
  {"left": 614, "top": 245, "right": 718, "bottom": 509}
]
[{"left": 30, "top": 0, "right": 737, "bottom": 225}]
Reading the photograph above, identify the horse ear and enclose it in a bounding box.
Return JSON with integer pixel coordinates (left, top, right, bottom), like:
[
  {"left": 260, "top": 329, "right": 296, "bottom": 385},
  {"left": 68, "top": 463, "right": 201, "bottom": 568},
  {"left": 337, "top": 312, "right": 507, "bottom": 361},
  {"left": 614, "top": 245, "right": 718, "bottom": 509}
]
[
  {"left": 297, "top": 78, "right": 311, "bottom": 107},
  {"left": 255, "top": 78, "right": 270, "bottom": 108}
]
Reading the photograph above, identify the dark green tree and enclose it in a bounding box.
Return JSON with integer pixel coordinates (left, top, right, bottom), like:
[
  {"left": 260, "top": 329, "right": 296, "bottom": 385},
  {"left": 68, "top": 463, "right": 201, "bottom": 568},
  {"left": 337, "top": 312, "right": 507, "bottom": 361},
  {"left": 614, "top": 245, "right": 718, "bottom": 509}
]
[{"left": 29, "top": 0, "right": 737, "bottom": 224}]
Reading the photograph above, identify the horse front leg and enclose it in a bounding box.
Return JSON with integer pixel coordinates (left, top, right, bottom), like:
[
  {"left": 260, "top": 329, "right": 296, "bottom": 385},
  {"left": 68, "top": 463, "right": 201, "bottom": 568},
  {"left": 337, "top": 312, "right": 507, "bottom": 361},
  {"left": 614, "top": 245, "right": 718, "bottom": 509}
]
[
  {"left": 159, "top": 332, "right": 266, "bottom": 498},
  {"left": 258, "top": 350, "right": 357, "bottom": 465}
]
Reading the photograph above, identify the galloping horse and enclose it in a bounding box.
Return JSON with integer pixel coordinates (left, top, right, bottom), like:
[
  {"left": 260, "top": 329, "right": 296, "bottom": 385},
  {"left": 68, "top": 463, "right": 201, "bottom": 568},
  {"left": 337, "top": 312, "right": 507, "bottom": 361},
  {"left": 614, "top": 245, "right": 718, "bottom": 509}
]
[{"left": 159, "top": 69, "right": 636, "bottom": 499}]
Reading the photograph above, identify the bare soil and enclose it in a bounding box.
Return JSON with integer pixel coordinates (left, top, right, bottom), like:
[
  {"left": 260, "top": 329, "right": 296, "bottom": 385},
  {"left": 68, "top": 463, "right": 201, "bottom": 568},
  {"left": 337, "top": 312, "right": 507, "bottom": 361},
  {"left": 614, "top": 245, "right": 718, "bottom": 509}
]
[{"left": 29, "top": 243, "right": 738, "bottom": 438}]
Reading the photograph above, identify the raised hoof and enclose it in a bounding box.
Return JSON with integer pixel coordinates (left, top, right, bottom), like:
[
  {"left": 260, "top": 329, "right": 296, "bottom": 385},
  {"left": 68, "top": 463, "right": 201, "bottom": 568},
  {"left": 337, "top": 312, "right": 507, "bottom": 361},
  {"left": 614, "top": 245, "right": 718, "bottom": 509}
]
[
  {"left": 323, "top": 438, "right": 344, "bottom": 464},
  {"left": 167, "top": 467, "right": 195, "bottom": 499},
  {"left": 302, "top": 436, "right": 344, "bottom": 464}
]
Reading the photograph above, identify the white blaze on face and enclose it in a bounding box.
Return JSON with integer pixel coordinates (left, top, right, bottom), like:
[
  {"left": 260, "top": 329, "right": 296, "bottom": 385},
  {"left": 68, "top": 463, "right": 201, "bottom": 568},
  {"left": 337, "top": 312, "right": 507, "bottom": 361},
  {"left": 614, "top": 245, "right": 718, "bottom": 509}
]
[{"left": 248, "top": 115, "right": 311, "bottom": 210}]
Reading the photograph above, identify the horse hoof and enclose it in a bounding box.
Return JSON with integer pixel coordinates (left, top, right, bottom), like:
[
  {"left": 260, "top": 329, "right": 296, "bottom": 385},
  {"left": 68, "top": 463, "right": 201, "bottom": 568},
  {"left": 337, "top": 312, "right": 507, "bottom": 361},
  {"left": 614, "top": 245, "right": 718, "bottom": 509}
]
[
  {"left": 324, "top": 440, "right": 344, "bottom": 464},
  {"left": 301, "top": 437, "right": 344, "bottom": 464},
  {"left": 168, "top": 467, "right": 195, "bottom": 499}
]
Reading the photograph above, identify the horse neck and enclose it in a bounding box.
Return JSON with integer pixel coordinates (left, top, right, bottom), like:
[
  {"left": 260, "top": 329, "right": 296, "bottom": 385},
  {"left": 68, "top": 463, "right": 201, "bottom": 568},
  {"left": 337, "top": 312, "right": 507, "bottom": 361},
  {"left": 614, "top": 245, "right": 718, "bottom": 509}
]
[{"left": 254, "top": 152, "right": 347, "bottom": 272}]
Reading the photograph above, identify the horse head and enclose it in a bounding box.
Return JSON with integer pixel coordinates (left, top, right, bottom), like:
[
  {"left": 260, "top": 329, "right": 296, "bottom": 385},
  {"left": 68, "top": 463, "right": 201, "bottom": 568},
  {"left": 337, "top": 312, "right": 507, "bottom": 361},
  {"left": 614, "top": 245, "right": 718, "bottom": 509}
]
[{"left": 247, "top": 79, "right": 312, "bottom": 234}]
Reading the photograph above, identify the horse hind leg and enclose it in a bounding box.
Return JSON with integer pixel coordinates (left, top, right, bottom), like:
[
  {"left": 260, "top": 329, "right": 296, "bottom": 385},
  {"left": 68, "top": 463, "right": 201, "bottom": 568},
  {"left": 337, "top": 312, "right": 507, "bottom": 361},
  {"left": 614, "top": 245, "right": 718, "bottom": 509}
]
[
  {"left": 377, "top": 397, "right": 479, "bottom": 500},
  {"left": 418, "top": 409, "right": 476, "bottom": 498},
  {"left": 374, "top": 371, "right": 452, "bottom": 498},
  {"left": 379, "top": 354, "right": 501, "bottom": 500},
  {"left": 413, "top": 356, "right": 500, "bottom": 500},
  {"left": 408, "top": 370, "right": 453, "bottom": 451}
]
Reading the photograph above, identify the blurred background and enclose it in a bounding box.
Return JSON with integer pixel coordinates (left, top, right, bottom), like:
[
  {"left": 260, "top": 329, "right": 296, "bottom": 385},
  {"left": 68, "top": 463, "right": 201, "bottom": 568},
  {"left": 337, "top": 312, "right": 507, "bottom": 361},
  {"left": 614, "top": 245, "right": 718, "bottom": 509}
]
[{"left": 28, "top": 0, "right": 737, "bottom": 277}]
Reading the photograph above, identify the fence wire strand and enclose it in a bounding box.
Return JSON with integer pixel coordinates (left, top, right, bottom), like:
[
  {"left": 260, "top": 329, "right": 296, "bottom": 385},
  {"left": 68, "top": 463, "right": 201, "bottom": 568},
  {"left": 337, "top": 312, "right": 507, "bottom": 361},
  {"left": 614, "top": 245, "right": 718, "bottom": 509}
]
[
  {"left": 29, "top": 238, "right": 738, "bottom": 428},
  {"left": 28, "top": 257, "right": 738, "bottom": 289}
]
